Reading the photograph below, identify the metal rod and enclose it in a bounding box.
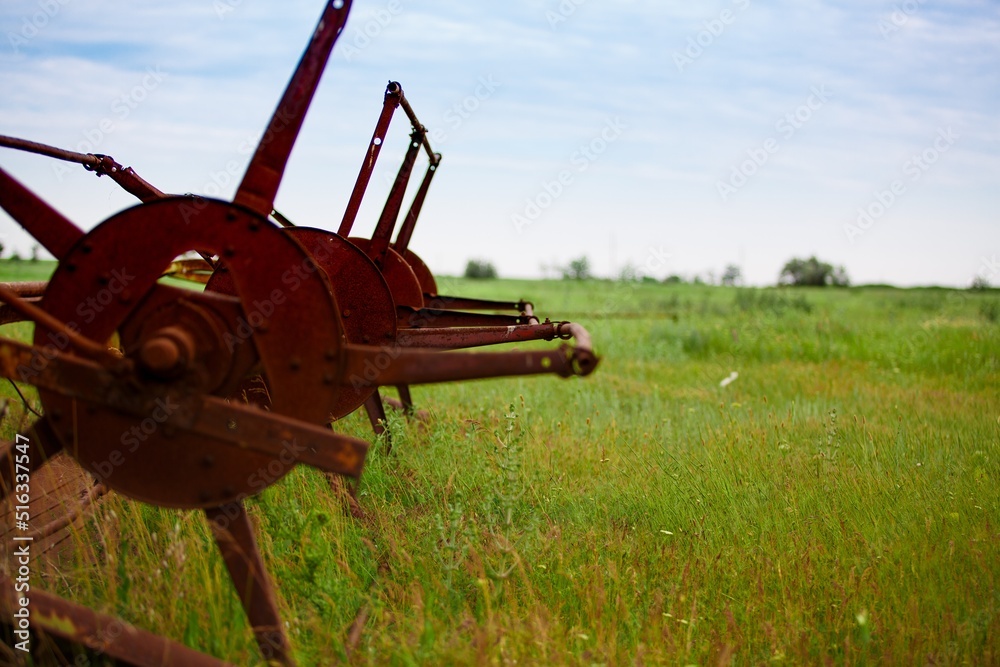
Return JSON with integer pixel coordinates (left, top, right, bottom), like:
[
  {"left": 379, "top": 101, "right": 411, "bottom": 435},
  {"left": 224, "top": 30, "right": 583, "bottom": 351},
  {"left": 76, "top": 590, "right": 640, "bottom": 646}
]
[
  {"left": 0, "top": 281, "right": 47, "bottom": 298},
  {"left": 0, "top": 282, "right": 122, "bottom": 364},
  {"left": 422, "top": 295, "right": 533, "bottom": 314},
  {"left": 206, "top": 502, "right": 294, "bottom": 666},
  {"left": 398, "top": 94, "right": 436, "bottom": 161},
  {"left": 392, "top": 153, "right": 441, "bottom": 255},
  {"left": 0, "top": 134, "right": 102, "bottom": 168},
  {"left": 0, "top": 166, "right": 85, "bottom": 259},
  {"left": 367, "top": 129, "right": 422, "bottom": 267},
  {"left": 338, "top": 81, "right": 402, "bottom": 237},
  {"left": 0, "top": 574, "right": 236, "bottom": 666},
  {"left": 0, "top": 135, "right": 165, "bottom": 202},
  {"left": 234, "top": 0, "right": 353, "bottom": 217},
  {"left": 396, "top": 305, "right": 535, "bottom": 328},
  {"left": 397, "top": 322, "right": 568, "bottom": 350}
]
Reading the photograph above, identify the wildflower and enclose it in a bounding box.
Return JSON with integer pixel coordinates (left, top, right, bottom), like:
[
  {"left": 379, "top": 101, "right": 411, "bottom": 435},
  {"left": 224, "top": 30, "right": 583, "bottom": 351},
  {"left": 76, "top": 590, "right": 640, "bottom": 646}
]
[{"left": 719, "top": 371, "right": 739, "bottom": 387}]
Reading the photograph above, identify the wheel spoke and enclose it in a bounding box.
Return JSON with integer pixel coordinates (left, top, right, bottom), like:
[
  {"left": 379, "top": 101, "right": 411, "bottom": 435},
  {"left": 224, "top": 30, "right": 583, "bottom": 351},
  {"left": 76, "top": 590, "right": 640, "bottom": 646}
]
[
  {"left": 0, "top": 166, "right": 84, "bottom": 259},
  {"left": 205, "top": 502, "right": 294, "bottom": 666},
  {"left": 234, "top": 0, "right": 352, "bottom": 217}
]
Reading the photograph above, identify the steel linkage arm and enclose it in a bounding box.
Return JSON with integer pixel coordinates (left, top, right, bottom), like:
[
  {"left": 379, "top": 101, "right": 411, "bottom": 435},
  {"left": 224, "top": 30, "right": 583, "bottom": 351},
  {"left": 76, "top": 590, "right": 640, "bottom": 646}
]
[
  {"left": 366, "top": 128, "right": 423, "bottom": 268},
  {"left": 0, "top": 135, "right": 165, "bottom": 202},
  {"left": 396, "top": 305, "right": 538, "bottom": 328},
  {"left": 338, "top": 81, "right": 402, "bottom": 236},
  {"left": 397, "top": 320, "right": 578, "bottom": 350},
  {"left": 343, "top": 322, "right": 597, "bottom": 387}
]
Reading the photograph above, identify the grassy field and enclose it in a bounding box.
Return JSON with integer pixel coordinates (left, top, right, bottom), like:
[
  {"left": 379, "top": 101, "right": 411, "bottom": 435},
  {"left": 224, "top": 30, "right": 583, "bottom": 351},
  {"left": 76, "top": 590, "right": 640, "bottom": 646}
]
[{"left": 1, "top": 262, "right": 998, "bottom": 665}]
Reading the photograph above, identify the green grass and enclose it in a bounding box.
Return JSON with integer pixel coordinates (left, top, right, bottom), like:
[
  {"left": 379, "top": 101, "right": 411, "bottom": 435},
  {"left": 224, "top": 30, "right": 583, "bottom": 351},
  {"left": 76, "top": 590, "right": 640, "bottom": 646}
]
[
  {"left": 2, "top": 270, "right": 998, "bottom": 665},
  {"left": 0, "top": 258, "right": 57, "bottom": 282}
]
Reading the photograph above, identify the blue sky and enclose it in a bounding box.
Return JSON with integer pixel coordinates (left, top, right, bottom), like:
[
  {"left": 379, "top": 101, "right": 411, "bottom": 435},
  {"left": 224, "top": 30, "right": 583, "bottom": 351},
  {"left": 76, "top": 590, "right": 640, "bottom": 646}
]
[{"left": 1, "top": 0, "right": 998, "bottom": 286}]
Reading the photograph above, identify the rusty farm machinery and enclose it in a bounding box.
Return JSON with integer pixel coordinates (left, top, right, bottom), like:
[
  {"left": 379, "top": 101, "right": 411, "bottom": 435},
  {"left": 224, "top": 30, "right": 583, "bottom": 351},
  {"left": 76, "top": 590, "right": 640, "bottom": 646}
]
[{"left": 0, "top": 1, "right": 598, "bottom": 664}]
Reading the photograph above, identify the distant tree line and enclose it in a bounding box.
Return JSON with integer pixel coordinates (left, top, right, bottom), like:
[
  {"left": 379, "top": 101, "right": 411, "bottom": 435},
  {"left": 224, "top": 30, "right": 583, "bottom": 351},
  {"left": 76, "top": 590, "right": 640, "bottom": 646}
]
[
  {"left": 0, "top": 243, "right": 41, "bottom": 262},
  {"left": 459, "top": 254, "right": 995, "bottom": 289}
]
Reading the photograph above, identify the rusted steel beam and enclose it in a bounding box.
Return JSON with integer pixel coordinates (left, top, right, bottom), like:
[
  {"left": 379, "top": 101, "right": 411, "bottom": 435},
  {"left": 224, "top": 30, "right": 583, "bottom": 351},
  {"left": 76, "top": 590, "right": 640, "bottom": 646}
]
[
  {"left": 338, "top": 81, "right": 402, "bottom": 236},
  {"left": 423, "top": 295, "right": 534, "bottom": 314},
  {"left": 397, "top": 321, "right": 573, "bottom": 350},
  {"left": 367, "top": 129, "right": 423, "bottom": 268},
  {"left": 0, "top": 135, "right": 166, "bottom": 202},
  {"left": 207, "top": 503, "right": 293, "bottom": 666},
  {"left": 0, "top": 573, "right": 236, "bottom": 666},
  {"left": 234, "top": 0, "right": 353, "bottom": 217},
  {"left": 397, "top": 305, "right": 537, "bottom": 328},
  {"left": 0, "top": 281, "right": 47, "bottom": 298},
  {"left": 0, "top": 166, "right": 84, "bottom": 259},
  {"left": 392, "top": 153, "right": 441, "bottom": 256},
  {"left": 342, "top": 342, "right": 598, "bottom": 387},
  {"left": 398, "top": 93, "right": 436, "bottom": 162}
]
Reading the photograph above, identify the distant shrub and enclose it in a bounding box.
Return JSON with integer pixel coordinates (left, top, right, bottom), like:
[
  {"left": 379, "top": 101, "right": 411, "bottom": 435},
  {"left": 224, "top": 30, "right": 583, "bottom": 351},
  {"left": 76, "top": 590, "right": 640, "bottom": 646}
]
[
  {"left": 464, "top": 259, "right": 497, "bottom": 279},
  {"left": 561, "top": 256, "right": 591, "bottom": 281},
  {"left": 779, "top": 256, "right": 849, "bottom": 287},
  {"left": 721, "top": 264, "right": 743, "bottom": 286},
  {"left": 970, "top": 275, "right": 991, "bottom": 291}
]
